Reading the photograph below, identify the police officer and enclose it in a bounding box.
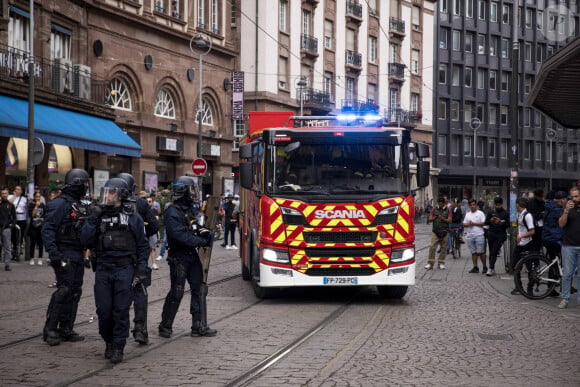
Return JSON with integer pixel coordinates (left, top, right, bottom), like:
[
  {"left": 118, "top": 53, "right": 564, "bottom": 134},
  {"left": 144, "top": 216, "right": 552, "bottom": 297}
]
[
  {"left": 81, "top": 178, "right": 149, "bottom": 364},
  {"left": 158, "top": 176, "right": 216, "bottom": 338},
  {"left": 42, "top": 169, "right": 90, "bottom": 346},
  {"left": 117, "top": 173, "right": 154, "bottom": 344}
]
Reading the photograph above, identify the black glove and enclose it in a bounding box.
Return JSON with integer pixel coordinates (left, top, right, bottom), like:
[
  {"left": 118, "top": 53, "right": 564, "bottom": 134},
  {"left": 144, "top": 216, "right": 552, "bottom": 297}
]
[
  {"left": 198, "top": 227, "right": 211, "bottom": 239},
  {"left": 199, "top": 229, "right": 213, "bottom": 247},
  {"left": 89, "top": 205, "right": 103, "bottom": 220},
  {"left": 49, "top": 253, "right": 67, "bottom": 269}
]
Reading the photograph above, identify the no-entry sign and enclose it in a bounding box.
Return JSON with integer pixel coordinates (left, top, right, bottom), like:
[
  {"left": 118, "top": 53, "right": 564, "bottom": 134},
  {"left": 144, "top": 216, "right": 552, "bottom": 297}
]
[{"left": 191, "top": 158, "right": 208, "bottom": 176}]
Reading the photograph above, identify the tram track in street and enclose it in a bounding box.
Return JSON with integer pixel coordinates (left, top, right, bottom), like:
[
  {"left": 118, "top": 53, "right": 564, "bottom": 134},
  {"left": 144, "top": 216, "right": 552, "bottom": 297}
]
[{"left": 0, "top": 273, "right": 242, "bottom": 352}]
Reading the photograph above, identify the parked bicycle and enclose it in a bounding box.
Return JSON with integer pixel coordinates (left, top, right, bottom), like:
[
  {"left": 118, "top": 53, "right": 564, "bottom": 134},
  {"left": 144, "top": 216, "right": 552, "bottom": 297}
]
[
  {"left": 513, "top": 251, "right": 561, "bottom": 300},
  {"left": 449, "top": 226, "right": 461, "bottom": 259}
]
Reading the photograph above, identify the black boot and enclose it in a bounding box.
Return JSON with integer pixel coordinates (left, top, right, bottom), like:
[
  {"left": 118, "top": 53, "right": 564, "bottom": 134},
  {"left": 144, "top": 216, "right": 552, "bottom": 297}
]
[
  {"left": 44, "top": 296, "right": 61, "bottom": 346},
  {"left": 190, "top": 313, "right": 217, "bottom": 337},
  {"left": 133, "top": 325, "right": 149, "bottom": 345},
  {"left": 60, "top": 289, "right": 84, "bottom": 342},
  {"left": 104, "top": 342, "right": 114, "bottom": 359},
  {"left": 158, "top": 323, "right": 172, "bottom": 338},
  {"left": 110, "top": 345, "right": 124, "bottom": 364}
]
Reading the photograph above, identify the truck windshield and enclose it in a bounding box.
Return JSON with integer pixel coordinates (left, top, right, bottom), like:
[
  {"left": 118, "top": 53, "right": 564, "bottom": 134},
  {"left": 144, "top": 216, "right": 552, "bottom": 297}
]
[{"left": 268, "top": 140, "right": 410, "bottom": 195}]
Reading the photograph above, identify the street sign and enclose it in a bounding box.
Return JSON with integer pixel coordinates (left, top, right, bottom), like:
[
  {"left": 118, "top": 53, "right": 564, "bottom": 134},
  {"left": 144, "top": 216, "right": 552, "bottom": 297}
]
[
  {"left": 192, "top": 158, "right": 208, "bottom": 176},
  {"left": 470, "top": 117, "right": 481, "bottom": 130}
]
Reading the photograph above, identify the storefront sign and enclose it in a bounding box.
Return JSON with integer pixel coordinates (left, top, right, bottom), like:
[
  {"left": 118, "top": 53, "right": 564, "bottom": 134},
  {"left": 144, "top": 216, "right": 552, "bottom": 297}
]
[{"left": 232, "top": 71, "right": 244, "bottom": 120}]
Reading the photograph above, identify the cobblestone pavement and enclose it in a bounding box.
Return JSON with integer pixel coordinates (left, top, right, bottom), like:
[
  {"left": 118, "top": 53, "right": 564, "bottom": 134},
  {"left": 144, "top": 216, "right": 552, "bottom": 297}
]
[{"left": 0, "top": 223, "right": 578, "bottom": 386}]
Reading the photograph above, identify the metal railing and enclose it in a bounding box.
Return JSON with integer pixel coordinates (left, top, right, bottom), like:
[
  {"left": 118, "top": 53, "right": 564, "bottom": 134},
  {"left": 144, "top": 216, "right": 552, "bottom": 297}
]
[
  {"left": 388, "top": 62, "right": 405, "bottom": 78},
  {"left": 389, "top": 17, "right": 405, "bottom": 34},
  {"left": 384, "top": 108, "right": 421, "bottom": 124},
  {"left": 300, "top": 34, "right": 318, "bottom": 54},
  {"left": 345, "top": 49, "right": 362, "bottom": 67},
  {"left": 0, "top": 43, "right": 108, "bottom": 105},
  {"left": 299, "top": 87, "right": 333, "bottom": 107},
  {"left": 346, "top": 1, "right": 363, "bottom": 18},
  {"left": 341, "top": 99, "right": 379, "bottom": 112}
]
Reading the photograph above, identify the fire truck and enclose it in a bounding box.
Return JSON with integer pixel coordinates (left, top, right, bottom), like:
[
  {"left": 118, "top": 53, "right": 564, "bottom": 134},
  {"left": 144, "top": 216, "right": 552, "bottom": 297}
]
[{"left": 238, "top": 111, "right": 430, "bottom": 299}]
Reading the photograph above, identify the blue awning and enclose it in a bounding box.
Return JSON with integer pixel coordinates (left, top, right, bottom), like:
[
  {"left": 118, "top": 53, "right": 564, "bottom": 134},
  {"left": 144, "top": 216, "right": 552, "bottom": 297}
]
[{"left": 0, "top": 95, "right": 141, "bottom": 157}]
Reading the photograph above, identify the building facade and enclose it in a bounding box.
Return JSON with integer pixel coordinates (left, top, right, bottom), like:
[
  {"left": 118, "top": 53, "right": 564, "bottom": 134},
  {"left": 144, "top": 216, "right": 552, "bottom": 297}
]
[
  {"left": 1, "top": 0, "right": 240, "bottom": 196},
  {"left": 238, "top": 0, "right": 437, "bottom": 204},
  {"left": 434, "top": 0, "right": 580, "bottom": 202}
]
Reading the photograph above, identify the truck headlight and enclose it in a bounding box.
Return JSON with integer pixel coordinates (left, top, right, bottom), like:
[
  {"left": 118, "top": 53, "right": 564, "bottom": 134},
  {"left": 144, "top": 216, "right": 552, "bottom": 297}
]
[
  {"left": 390, "top": 247, "right": 414, "bottom": 263},
  {"left": 280, "top": 206, "right": 306, "bottom": 226},
  {"left": 262, "top": 248, "right": 290, "bottom": 264}
]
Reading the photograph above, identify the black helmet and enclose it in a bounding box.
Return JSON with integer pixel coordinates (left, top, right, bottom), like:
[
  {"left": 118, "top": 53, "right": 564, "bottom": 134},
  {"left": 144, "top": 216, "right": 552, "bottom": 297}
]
[
  {"left": 62, "top": 169, "right": 89, "bottom": 198},
  {"left": 172, "top": 176, "right": 196, "bottom": 201},
  {"left": 117, "top": 173, "right": 136, "bottom": 197},
  {"left": 99, "top": 178, "right": 129, "bottom": 207}
]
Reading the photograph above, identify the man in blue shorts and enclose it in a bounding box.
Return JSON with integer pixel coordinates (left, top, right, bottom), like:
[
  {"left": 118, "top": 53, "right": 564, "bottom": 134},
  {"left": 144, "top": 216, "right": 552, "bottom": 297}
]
[{"left": 463, "top": 199, "right": 487, "bottom": 273}]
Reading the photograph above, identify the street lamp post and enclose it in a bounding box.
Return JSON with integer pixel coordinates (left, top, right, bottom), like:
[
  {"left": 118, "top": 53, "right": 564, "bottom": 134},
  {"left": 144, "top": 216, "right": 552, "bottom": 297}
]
[
  {"left": 190, "top": 33, "right": 212, "bottom": 159},
  {"left": 296, "top": 76, "right": 307, "bottom": 116},
  {"left": 471, "top": 117, "right": 481, "bottom": 199},
  {"left": 546, "top": 129, "right": 557, "bottom": 191}
]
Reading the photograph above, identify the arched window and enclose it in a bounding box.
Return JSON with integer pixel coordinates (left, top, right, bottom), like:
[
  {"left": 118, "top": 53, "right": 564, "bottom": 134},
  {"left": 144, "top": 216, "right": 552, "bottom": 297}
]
[
  {"left": 154, "top": 88, "right": 176, "bottom": 118},
  {"left": 106, "top": 78, "right": 132, "bottom": 111},
  {"left": 195, "top": 98, "right": 214, "bottom": 126}
]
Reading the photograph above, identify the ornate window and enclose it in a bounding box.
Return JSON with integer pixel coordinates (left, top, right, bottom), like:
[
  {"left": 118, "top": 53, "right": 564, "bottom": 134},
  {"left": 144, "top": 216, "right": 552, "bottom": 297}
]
[
  {"left": 195, "top": 98, "right": 214, "bottom": 126},
  {"left": 154, "top": 88, "right": 176, "bottom": 118},
  {"left": 106, "top": 78, "right": 132, "bottom": 111}
]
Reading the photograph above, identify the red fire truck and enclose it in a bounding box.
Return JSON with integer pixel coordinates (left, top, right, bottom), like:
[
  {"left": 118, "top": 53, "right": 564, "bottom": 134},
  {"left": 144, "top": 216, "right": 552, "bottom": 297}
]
[{"left": 238, "top": 111, "right": 430, "bottom": 299}]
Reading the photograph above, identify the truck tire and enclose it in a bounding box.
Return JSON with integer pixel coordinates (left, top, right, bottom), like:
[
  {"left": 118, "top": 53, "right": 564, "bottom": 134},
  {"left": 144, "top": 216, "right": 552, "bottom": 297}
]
[{"left": 376, "top": 285, "right": 408, "bottom": 299}]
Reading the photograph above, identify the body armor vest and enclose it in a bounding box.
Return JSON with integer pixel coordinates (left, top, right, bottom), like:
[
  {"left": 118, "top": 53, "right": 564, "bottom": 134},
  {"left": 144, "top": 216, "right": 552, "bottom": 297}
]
[
  {"left": 97, "top": 212, "right": 137, "bottom": 252},
  {"left": 56, "top": 197, "right": 88, "bottom": 247}
]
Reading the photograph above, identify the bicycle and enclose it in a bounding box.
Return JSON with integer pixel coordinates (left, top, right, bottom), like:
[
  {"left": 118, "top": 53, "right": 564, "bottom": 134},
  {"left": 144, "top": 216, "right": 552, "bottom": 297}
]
[
  {"left": 449, "top": 226, "right": 461, "bottom": 259},
  {"left": 513, "top": 251, "right": 561, "bottom": 300}
]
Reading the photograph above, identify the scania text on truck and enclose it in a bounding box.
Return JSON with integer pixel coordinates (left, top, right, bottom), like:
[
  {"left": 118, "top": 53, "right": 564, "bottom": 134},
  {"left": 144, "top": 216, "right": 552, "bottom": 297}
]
[{"left": 238, "top": 111, "right": 430, "bottom": 299}]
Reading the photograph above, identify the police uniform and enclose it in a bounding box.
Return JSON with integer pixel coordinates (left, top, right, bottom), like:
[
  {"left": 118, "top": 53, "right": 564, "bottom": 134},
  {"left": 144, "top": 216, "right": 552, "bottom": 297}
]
[
  {"left": 158, "top": 179, "right": 215, "bottom": 338},
  {"left": 81, "top": 179, "right": 149, "bottom": 363},
  {"left": 42, "top": 170, "right": 89, "bottom": 346}
]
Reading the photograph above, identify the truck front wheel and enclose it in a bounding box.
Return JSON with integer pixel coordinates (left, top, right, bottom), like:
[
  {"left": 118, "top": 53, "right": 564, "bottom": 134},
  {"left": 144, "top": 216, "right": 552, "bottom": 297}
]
[{"left": 377, "top": 285, "right": 408, "bottom": 299}]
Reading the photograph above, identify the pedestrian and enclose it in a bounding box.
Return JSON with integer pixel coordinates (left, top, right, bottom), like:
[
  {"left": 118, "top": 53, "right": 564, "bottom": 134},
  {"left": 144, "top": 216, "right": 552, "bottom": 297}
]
[
  {"left": 136, "top": 191, "right": 160, "bottom": 269},
  {"left": 464, "top": 199, "right": 487, "bottom": 274},
  {"left": 447, "top": 198, "right": 463, "bottom": 254},
  {"left": 81, "top": 178, "right": 149, "bottom": 363},
  {"left": 8, "top": 185, "right": 28, "bottom": 261},
  {"left": 556, "top": 187, "right": 580, "bottom": 309},
  {"left": 526, "top": 188, "right": 545, "bottom": 252},
  {"left": 425, "top": 197, "right": 451, "bottom": 270},
  {"left": 543, "top": 191, "right": 566, "bottom": 262},
  {"left": 221, "top": 193, "right": 238, "bottom": 249},
  {"left": 158, "top": 177, "right": 216, "bottom": 338},
  {"left": 146, "top": 196, "right": 160, "bottom": 269},
  {"left": 510, "top": 197, "right": 535, "bottom": 295},
  {"left": 484, "top": 197, "right": 509, "bottom": 276},
  {"left": 28, "top": 191, "right": 46, "bottom": 265},
  {"left": 41, "top": 169, "right": 90, "bottom": 346},
  {"left": 0, "top": 187, "right": 16, "bottom": 271}
]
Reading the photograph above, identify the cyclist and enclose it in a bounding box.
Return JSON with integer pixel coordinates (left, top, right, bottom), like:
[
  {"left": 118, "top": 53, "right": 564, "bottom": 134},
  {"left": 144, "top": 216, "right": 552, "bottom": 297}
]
[{"left": 484, "top": 197, "right": 509, "bottom": 276}]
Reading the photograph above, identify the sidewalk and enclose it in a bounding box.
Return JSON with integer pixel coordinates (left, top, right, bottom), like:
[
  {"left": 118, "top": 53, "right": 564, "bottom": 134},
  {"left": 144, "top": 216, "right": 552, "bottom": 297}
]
[{"left": 414, "top": 221, "right": 580, "bottom": 317}]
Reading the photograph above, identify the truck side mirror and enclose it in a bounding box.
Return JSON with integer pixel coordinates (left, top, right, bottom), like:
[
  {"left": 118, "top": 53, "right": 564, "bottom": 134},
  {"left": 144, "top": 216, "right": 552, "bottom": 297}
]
[
  {"left": 417, "top": 160, "right": 430, "bottom": 188},
  {"left": 240, "top": 162, "right": 255, "bottom": 191},
  {"left": 239, "top": 143, "right": 252, "bottom": 159}
]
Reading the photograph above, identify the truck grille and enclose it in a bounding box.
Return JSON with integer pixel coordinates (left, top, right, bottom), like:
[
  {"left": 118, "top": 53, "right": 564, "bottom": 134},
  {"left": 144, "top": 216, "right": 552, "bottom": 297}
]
[
  {"left": 305, "top": 248, "right": 375, "bottom": 257},
  {"left": 305, "top": 268, "right": 376, "bottom": 276},
  {"left": 304, "top": 232, "right": 377, "bottom": 243}
]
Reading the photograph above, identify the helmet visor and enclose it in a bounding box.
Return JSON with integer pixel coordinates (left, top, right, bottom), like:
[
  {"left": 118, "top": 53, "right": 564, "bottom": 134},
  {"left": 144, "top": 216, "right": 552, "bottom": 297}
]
[{"left": 99, "top": 187, "right": 123, "bottom": 206}]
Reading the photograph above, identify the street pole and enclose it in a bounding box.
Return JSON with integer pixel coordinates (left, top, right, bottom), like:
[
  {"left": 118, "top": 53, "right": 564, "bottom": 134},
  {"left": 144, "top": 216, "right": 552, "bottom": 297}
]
[
  {"left": 470, "top": 117, "right": 481, "bottom": 199},
  {"left": 547, "top": 128, "right": 557, "bottom": 192},
  {"left": 26, "top": 0, "right": 35, "bottom": 197},
  {"left": 296, "top": 76, "right": 307, "bottom": 116},
  {"left": 190, "top": 34, "right": 212, "bottom": 197},
  {"left": 509, "top": 6, "right": 520, "bottom": 226}
]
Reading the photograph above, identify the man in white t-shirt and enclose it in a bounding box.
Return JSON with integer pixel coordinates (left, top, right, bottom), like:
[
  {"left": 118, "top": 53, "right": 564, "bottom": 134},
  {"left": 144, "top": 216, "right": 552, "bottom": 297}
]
[
  {"left": 8, "top": 185, "right": 27, "bottom": 260},
  {"left": 463, "top": 199, "right": 487, "bottom": 273}
]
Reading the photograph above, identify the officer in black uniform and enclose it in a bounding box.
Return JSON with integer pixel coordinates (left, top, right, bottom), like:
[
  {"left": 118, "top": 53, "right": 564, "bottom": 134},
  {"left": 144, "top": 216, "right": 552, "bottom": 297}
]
[
  {"left": 158, "top": 176, "right": 216, "bottom": 338},
  {"left": 81, "top": 178, "right": 149, "bottom": 364},
  {"left": 117, "top": 172, "right": 156, "bottom": 345},
  {"left": 42, "top": 168, "right": 90, "bottom": 346}
]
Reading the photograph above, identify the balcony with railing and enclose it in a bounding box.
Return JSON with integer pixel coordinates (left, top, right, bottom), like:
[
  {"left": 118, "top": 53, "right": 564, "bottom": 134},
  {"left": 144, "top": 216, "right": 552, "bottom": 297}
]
[
  {"left": 384, "top": 107, "right": 421, "bottom": 125},
  {"left": 389, "top": 17, "right": 405, "bottom": 36},
  {"left": 298, "top": 87, "right": 333, "bottom": 110},
  {"left": 346, "top": 1, "right": 363, "bottom": 23},
  {"left": 300, "top": 34, "right": 319, "bottom": 58},
  {"left": 388, "top": 62, "right": 405, "bottom": 80},
  {"left": 345, "top": 49, "right": 362, "bottom": 70},
  {"left": 0, "top": 44, "right": 108, "bottom": 106}
]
